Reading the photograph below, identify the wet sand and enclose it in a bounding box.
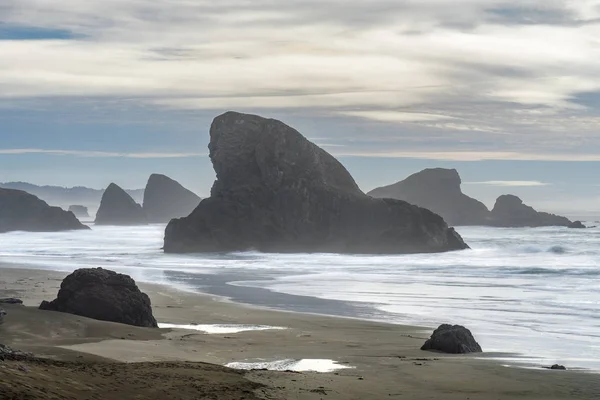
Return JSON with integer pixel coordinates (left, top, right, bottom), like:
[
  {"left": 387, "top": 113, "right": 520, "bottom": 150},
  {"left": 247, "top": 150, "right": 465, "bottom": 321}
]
[{"left": 1, "top": 266, "right": 599, "bottom": 400}]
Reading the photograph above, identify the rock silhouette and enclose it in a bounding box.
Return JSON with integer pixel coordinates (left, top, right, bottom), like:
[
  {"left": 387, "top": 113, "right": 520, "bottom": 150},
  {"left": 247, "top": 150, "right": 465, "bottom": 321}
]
[
  {"left": 0, "top": 188, "right": 89, "bottom": 233},
  {"left": 39, "top": 267, "right": 158, "bottom": 328},
  {"left": 143, "top": 174, "right": 201, "bottom": 223},
  {"left": 68, "top": 205, "right": 90, "bottom": 219},
  {"left": 368, "top": 168, "right": 491, "bottom": 226},
  {"left": 490, "top": 195, "right": 572, "bottom": 228},
  {"left": 95, "top": 183, "right": 146, "bottom": 225},
  {"left": 164, "top": 111, "right": 468, "bottom": 254},
  {"left": 421, "top": 324, "right": 482, "bottom": 354}
]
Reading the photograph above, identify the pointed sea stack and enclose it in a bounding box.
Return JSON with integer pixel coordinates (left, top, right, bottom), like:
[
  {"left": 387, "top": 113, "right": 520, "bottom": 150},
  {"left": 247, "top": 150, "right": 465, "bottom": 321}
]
[
  {"left": 164, "top": 111, "right": 468, "bottom": 254},
  {"left": 0, "top": 188, "right": 89, "bottom": 233},
  {"left": 95, "top": 183, "right": 146, "bottom": 225},
  {"left": 368, "top": 168, "right": 491, "bottom": 226},
  {"left": 143, "top": 174, "right": 201, "bottom": 223},
  {"left": 490, "top": 195, "right": 573, "bottom": 227}
]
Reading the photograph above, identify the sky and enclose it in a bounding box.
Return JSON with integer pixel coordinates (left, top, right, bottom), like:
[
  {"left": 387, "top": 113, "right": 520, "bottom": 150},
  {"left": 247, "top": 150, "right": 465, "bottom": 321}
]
[{"left": 1, "top": 1, "right": 600, "bottom": 216}]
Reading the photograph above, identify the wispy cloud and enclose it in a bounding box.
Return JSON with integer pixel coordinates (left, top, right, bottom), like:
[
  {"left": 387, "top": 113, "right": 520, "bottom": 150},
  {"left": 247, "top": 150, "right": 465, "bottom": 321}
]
[
  {"left": 0, "top": 149, "right": 203, "bottom": 158},
  {"left": 1, "top": 0, "right": 600, "bottom": 161},
  {"left": 464, "top": 180, "right": 551, "bottom": 187}
]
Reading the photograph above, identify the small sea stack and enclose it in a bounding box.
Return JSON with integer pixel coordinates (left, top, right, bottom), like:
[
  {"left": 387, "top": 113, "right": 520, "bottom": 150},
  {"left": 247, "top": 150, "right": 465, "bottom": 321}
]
[
  {"left": 0, "top": 188, "right": 89, "bottom": 233},
  {"left": 368, "top": 168, "right": 492, "bottom": 226},
  {"left": 95, "top": 183, "right": 147, "bottom": 225},
  {"left": 68, "top": 205, "right": 90, "bottom": 219},
  {"left": 142, "top": 174, "right": 201, "bottom": 223},
  {"left": 491, "top": 195, "right": 573, "bottom": 228},
  {"left": 164, "top": 111, "right": 468, "bottom": 254}
]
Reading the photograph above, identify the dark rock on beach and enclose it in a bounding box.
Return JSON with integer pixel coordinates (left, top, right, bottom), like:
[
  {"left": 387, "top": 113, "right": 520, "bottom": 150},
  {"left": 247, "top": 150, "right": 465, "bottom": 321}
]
[
  {"left": 143, "top": 174, "right": 201, "bottom": 223},
  {"left": 0, "top": 344, "right": 32, "bottom": 360},
  {"left": 490, "top": 195, "right": 573, "bottom": 228},
  {"left": 421, "top": 324, "right": 482, "bottom": 354},
  {"left": 164, "top": 111, "right": 468, "bottom": 254},
  {"left": 0, "top": 298, "right": 23, "bottom": 305},
  {"left": 0, "top": 309, "right": 6, "bottom": 325},
  {"left": 95, "top": 183, "right": 147, "bottom": 226},
  {"left": 68, "top": 205, "right": 90, "bottom": 219},
  {"left": 548, "top": 364, "right": 567, "bottom": 370},
  {"left": 0, "top": 188, "right": 89, "bottom": 233},
  {"left": 368, "top": 168, "right": 492, "bottom": 226},
  {"left": 39, "top": 267, "right": 158, "bottom": 328}
]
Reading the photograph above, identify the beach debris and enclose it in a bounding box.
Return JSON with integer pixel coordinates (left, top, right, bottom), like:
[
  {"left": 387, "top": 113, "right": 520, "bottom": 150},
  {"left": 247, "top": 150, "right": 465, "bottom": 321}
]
[
  {"left": 39, "top": 267, "right": 158, "bottom": 328},
  {"left": 421, "top": 324, "right": 482, "bottom": 354},
  {"left": 0, "top": 298, "right": 23, "bottom": 305},
  {"left": 0, "top": 308, "right": 5, "bottom": 324}
]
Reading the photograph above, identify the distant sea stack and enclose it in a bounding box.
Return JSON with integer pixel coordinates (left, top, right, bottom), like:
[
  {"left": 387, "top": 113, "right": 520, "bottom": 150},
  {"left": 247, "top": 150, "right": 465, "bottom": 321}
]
[
  {"left": 68, "top": 205, "right": 90, "bottom": 219},
  {"left": 368, "top": 168, "right": 491, "bottom": 226},
  {"left": 0, "top": 188, "right": 89, "bottom": 233},
  {"left": 95, "top": 183, "right": 147, "bottom": 225},
  {"left": 142, "top": 174, "right": 201, "bottom": 223},
  {"left": 164, "top": 111, "right": 468, "bottom": 254},
  {"left": 490, "top": 195, "right": 573, "bottom": 228}
]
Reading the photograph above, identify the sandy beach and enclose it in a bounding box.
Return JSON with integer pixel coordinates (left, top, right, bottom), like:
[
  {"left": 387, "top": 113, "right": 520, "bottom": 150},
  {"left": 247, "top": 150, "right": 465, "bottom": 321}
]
[{"left": 1, "top": 265, "right": 599, "bottom": 400}]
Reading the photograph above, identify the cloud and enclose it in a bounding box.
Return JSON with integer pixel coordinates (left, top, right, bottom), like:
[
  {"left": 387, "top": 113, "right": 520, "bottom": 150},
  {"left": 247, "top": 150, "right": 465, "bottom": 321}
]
[
  {"left": 1, "top": 0, "right": 600, "bottom": 160},
  {"left": 464, "top": 180, "right": 551, "bottom": 187},
  {"left": 0, "top": 149, "right": 203, "bottom": 158}
]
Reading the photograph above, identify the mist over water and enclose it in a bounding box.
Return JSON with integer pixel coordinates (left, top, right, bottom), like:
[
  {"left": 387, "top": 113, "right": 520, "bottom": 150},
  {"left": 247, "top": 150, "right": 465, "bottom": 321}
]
[{"left": 0, "top": 223, "right": 598, "bottom": 370}]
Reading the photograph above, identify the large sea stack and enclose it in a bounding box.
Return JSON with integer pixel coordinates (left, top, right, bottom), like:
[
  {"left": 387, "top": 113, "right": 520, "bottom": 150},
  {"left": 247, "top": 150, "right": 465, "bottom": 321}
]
[
  {"left": 0, "top": 188, "right": 89, "bottom": 233},
  {"left": 368, "top": 168, "right": 491, "bottom": 226},
  {"left": 164, "top": 112, "right": 468, "bottom": 254},
  {"left": 95, "top": 183, "right": 146, "bottom": 225},
  {"left": 39, "top": 267, "right": 158, "bottom": 328},
  {"left": 143, "top": 174, "right": 201, "bottom": 223},
  {"left": 490, "top": 195, "right": 573, "bottom": 228}
]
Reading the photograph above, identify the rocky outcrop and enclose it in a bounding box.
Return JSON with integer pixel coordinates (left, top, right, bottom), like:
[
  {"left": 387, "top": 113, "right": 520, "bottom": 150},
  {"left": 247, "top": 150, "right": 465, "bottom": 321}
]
[
  {"left": 95, "top": 183, "right": 146, "bottom": 225},
  {"left": 368, "top": 168, "right": 491, "bottom": 226},
  {"left": 39, "top": 268, "right": 157, "bottom": 328},
  {"left": 568, "top": 221, "right": 586, "bottom": 229},
  {"left": 68, "top": 205, "right": 90, "bottom": 219},
  {"left": 490, "top": 195, "right": 573, "bottom": 228},
  {"left": 0, "top": 344, "right": 33, "bottom": 360},
  {"left": 0, "top": 188, "right": 89, "bottom": 233},
  {"left": 143, "top": 174, "right": 201, "bottom": 223},
  {"left": 164, "top": 112, "right": 468, "bottom": 254},
  {"left": 421, "top": 324, "right": 482, "bottom": 354}
]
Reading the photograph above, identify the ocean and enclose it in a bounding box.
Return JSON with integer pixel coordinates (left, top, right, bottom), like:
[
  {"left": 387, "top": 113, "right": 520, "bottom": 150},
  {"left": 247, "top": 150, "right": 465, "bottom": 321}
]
[{"left": 0, "top": 223, "right": 598, "bottom": 371}]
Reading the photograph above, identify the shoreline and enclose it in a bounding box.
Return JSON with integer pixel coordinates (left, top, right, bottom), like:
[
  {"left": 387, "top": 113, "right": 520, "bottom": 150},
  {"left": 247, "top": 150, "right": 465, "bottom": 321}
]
[
  {"left": 2, "top": 265, "right": 600, "bottom": 399},
  {"left": 0, "top": 263, "right": 595, "bottom": 373}
]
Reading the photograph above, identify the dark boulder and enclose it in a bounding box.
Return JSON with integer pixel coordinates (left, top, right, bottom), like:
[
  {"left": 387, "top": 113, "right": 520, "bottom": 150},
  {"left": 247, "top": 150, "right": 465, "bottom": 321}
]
[
  {"left": 548, "top": 364, "right": 567, "bottom": 370},
  {"left": 568, "top": 221, "right": 586, "bottom": 229},
  {"left": 491, "top": 195, "right": 573, "bottom": 228},
  {"left": 0, "top": 344, "right": 32, "bottom": 360},
  {"left": 143, "top": 174, "right": 201, "bottom": 223},
  {"left": 39, "top": 267, "right": 158, "bottom": 328},
  {"left": 0, "top": 298, "right": 23, "bottom": 305},
  {"left": 368, "top": 168, "right": 491, "bottom": 226},
  {"left": 421, "top": 324, "right": 482, "bottom": 354},
  {"left": 68, "top": 205, "right": 90, "bottom": 219},
  {"left": 164, "top": 111, "right": 468, "bottom": 254},
  {"left": 0, "top": 309, "right": 5, "bottom": 325},
  {"left": 0, "top": 188, "right": 89, "bottom": 233},
  {"left": 95, "top": 183, "right": 147, "bottom": 225}
]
